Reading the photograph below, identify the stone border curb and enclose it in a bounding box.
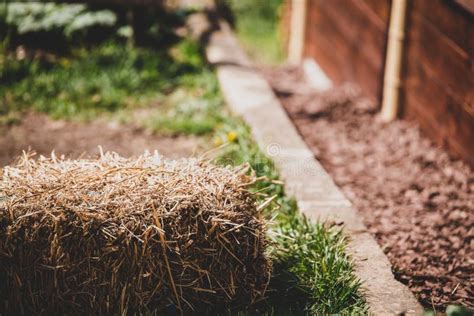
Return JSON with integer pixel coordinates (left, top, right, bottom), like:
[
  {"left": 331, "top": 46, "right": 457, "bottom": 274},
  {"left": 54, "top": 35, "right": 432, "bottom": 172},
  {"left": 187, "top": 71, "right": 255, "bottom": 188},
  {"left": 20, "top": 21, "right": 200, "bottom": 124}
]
[{"left": 195, "top": 12, "right": 423, "bottom": 315}]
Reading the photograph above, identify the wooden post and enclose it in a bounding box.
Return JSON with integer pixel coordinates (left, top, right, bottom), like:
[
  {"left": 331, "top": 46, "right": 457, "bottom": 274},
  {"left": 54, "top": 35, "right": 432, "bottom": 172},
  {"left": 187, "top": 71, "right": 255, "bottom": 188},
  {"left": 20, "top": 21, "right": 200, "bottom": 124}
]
[
  {"left": 288, "top": 0, "right": 307, "bottom": 64},
  {"left": 380, "top": 0, "right": 408, "bottom": 122}
]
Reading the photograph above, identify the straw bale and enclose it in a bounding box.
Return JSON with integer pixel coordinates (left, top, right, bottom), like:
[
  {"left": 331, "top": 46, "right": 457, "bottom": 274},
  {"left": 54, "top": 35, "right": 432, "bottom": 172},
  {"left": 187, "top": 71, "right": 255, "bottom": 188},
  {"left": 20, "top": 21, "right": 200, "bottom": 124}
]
[{"left": 0, "top": 151, "right": 271, "bottom": 314}]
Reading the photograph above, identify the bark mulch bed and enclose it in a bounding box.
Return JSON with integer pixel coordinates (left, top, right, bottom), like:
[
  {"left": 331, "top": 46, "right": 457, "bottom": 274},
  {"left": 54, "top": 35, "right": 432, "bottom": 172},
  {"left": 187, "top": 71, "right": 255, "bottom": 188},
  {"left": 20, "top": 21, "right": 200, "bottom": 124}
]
[{"left": 262, "top": 66, "right": 474, "bottom": 310}]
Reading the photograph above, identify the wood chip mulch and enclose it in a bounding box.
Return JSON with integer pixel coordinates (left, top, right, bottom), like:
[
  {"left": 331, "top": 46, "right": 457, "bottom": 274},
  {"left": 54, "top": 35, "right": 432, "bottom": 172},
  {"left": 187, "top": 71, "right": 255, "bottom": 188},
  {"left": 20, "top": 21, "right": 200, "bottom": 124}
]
[{"left": 262, "top": 65, "right": 474, "bottom": 310}]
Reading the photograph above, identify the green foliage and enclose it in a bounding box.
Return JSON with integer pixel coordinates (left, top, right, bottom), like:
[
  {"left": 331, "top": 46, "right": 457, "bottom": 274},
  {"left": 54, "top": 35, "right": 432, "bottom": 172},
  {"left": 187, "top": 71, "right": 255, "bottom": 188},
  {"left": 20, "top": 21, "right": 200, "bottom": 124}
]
[
  {"left": 0, "top": 41, "right": 202, "bottom": 120},
  {"left": 64, "top": 10, "right": 116, "bottom": 36},
  {"left": 445, "top": 305, "right": 473, "bottom": 316},
  {"left": 171, "top": 37, "right": 204, "bottom": 68},
  {"left": 424, "top": 305, "right": 473, "bottom": 316},
  {"left": 270, "top": 209, "right": 366, "bottom": 314},
  {"left": 223, "top": 0, "right": 285, "bottom": 64},
  {"left": 148, "top": 90, "right": 223, "bottom": 135},
  {"left": 212, "top": 121, "right": 366, "bottom": 314},
  {"left": 1, "top": 3, "right": 116, "bottom": 36},
  {"left": 0, "top": 2, "right": 201, "bottom": 122},
  {"left": 224, "top": 0, "right": 282, "bottom": 25},
  {"left": 143, "top": 42, "right": 224, "bottom": 135}
]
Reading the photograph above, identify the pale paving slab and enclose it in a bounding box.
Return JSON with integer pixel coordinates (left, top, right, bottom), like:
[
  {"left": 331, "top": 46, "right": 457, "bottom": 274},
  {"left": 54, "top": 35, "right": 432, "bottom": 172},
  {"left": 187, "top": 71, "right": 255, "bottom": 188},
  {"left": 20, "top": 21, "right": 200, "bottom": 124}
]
[{"left": 201, "top": 14, "right": 423, "bottom": 315}]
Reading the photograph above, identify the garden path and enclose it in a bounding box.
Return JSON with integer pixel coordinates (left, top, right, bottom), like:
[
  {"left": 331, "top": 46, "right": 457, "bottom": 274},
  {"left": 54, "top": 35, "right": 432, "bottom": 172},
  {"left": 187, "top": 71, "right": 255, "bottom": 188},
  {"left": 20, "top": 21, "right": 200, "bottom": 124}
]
[{"left": 0, "top": 112, "right": 201, "bottom": 166}]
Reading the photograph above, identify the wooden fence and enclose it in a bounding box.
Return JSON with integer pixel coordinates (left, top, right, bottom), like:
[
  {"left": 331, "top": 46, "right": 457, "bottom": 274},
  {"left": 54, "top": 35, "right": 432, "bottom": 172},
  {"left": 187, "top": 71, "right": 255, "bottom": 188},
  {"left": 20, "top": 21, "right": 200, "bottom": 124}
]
[{"left": 289, "top": 0, "right": 474, "bottom": 166}]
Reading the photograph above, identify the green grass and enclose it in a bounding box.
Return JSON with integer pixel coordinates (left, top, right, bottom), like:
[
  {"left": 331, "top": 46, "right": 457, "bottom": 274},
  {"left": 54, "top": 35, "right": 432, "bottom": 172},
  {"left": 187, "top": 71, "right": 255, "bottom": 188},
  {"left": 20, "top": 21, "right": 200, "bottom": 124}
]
[
  {"left": 144, "top": 68, "right": 224, "bottom": 135},
  {"left": 223, "top": 0, "right": 285, "bottom": 65},
  {"left": 213, "top": 119, "right": 366, "bottom": 314},
  {"left": 0, "top": 34, "right": 228, "bottom": 138},
  {"left": 424, "top": 305, "right": 473, "bottom": 316},
  {"left": 0, "top": 38, "right": 205, "bottom": 122},
  {"left": 102, "top": 39, "right": 227, "bottom": 136}
]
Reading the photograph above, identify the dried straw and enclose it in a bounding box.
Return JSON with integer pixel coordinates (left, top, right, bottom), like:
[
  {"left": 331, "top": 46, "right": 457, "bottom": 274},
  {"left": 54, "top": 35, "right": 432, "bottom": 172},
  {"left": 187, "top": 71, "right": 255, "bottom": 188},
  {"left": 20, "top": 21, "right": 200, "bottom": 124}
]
[{"left": 0, "top": 151, "right": 271, "bottom": 314}]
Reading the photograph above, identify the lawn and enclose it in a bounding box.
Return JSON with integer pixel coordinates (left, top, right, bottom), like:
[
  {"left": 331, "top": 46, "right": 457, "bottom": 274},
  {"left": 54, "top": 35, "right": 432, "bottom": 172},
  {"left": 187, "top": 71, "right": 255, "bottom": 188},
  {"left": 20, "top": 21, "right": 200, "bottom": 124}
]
[
  {"left": 222, "top": 0, "right": 285, "bottom": 65},
  {"left": 0, "top": 2, "right": 366, "bottom": 314}
]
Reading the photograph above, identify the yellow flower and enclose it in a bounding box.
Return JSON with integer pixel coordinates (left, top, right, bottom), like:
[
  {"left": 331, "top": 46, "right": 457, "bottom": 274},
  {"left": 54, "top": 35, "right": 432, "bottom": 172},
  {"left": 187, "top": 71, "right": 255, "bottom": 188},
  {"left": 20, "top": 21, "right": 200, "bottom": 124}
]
[
  {"left": 214, "top": 137, "right": 223, "bottom": 146},
  {"left": 59, "top": 58, "right": 71, "bottom": 68},
  {"left": 226, "top": 131, "right": 238, "bottom": 143}
]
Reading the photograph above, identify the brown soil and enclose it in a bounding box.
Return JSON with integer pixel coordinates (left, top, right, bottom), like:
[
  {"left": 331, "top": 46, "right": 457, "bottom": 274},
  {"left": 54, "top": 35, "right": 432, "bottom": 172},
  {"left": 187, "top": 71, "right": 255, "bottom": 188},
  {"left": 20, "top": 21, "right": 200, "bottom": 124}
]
[
  {"left": 263, "top": 66, "right": 474, "bottom": 310},
  {"left": 0, "top": 112, "right": 201, "bottom": 166}
]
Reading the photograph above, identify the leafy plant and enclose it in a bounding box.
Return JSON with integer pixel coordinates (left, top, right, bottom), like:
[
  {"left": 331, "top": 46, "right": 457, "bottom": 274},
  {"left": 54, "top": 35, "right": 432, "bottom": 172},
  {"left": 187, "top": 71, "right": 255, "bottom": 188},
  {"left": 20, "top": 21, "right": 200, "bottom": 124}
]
[
  {"left": 0, "top": 40, "right": 203, "bottom": 120},
  {"left": 1, "top": 3, "right": 116, "bottom": 36}
]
